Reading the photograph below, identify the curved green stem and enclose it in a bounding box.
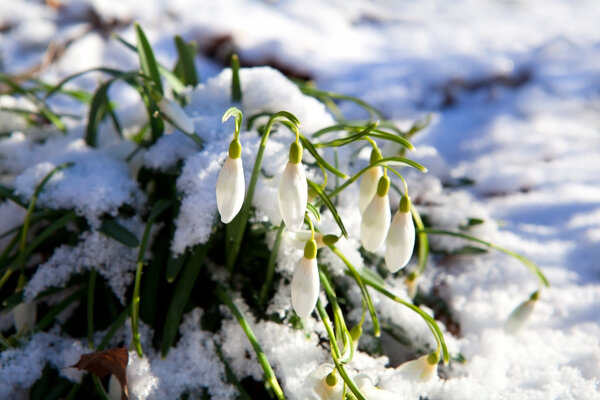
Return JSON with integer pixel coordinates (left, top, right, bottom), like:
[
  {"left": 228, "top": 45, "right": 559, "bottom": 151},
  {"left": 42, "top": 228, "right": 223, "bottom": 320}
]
[
  {"left": 420, "top": 228, "right": 550, "bottom": 288},
  {"left": 216, "top": 286, "right": 286, "bottom": 400},
  {"left": 329, "top": 245, "right": 380, "bottom": 337},
  {"left": 411, "top": 206, "right": 429, "bottom": 277}
]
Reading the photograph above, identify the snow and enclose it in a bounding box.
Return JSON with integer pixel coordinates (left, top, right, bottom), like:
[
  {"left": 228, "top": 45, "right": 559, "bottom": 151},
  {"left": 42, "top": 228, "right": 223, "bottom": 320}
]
[{"left": 1, "top": 0, "right": 600, "bottom": 399}]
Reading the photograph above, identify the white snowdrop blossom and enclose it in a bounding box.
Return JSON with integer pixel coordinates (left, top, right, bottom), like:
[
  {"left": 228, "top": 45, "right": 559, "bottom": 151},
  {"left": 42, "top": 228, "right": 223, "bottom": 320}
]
[
  {"left": 291, "top": 239, "right": 320, "bottom": 319},
  {"left": 385, "top": 195, "right": 415, "bottom": 273},
  {"left": 361, "top": 176, "right": 391, "bottom": 252},
  {"left": 278, "top": 141, "right": 307, "bottom": 232},
  {"left": 307, "top": 363, "right": 343, "bottom": 400},
  {"left": 354, "top": 374, "right": 397, "bottom": 400},
  {"left": 397, "top": 352, "right": 439, "bottom": 382},
  {"left": 505, "top": 292, "right": 539, "bottom": 334},
  {"left": 359, "top": 148, "right": 383, "bottom": 213},
  {"left": 216, "top": 139, "right": 245, "bottom": 223},
  {"left": 13, "top": 302, "right": 36, "bottom": 332},
  {"left": 108, "top": 374, "right": 122, "bottom": 400},
  {"left": 158, "top": 97, "right": 194, "bottom": 134}
]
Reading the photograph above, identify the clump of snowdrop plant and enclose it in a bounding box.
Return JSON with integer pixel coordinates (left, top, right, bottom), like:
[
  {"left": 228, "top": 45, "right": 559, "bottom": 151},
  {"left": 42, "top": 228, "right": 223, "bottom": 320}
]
[{"left": 0, "top": 24, "right": 550, "bottom": 400}]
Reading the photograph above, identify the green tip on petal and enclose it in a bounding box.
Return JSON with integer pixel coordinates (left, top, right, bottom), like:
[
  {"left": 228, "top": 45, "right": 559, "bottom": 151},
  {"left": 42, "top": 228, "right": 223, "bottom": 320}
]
[
  {"left": 427, "top": 352, "right": 440, "bottom": 365},
  {"left": 289, "top": 141, "right": 303, "bottom": 164},
  {"left": 304, "top": 239, "right": 317, "bottom": 259},
  {"left": 322, "top": 234, "right": 339, "bottom": 246},
  {"left": 399, "top": 195, "right": 411, "bottom": 213},
  {"left": 325, "top": 371, "right": 338, "bottom": 387},
  {"left": 370, "top": 146, "right": 383, "bottom": 164},
  {"left": 376, "top": 176, "right": 390, "bottom": 197},
  {"left": 408, "top": 271, "right": 417, "bottom": 281},
  {"left": 530, "top": 291, "right": 540, "bottom": 301},
  {"left": 228, "top": 139, "right": 242, "bottom": 159}
]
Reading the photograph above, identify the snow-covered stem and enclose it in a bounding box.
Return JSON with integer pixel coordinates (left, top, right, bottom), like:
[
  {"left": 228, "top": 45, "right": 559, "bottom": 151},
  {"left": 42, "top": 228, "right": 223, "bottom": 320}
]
[{"left": 215, "top": 286, "right": 286, "bottom": 400}]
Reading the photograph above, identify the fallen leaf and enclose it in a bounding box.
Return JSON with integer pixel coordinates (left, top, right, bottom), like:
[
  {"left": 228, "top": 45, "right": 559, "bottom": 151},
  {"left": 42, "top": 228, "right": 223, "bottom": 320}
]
[{"left": 72, "top": 347, "right": 129, "bottom": 400}]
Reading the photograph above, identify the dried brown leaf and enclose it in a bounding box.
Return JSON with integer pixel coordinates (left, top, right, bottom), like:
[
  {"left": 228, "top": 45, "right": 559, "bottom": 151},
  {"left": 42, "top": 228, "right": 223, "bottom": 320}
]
[{"left": 72, "top": 347, "right": 129, "bottom": 400}]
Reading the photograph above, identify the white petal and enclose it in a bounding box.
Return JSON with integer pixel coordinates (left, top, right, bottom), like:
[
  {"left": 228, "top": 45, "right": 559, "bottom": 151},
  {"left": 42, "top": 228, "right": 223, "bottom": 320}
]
[
  {"left": 504, "top": 299, "right": 536, "bottom": 334},
  {"left": 355, "top": 374, "right": 397, "bottom": 400},
  {"left": 385, "top": 211, "right": 415, "bottom": 272},
  {"left": 306, "top": 363, "right": 343, "bottom": 400},
  {"left": 108, "top": 374, "right": 122, "bottom": 400},
  {"left": 360, "top": 195, "right": 391, "bottom": 252},
  {"left": 397, "top": 354, "right": 438, "bottom": 382},
  {"left": 216, "top": 156, "right": 245, "bottom": 223},
  {"left": 158, "top": 98, "right": 194, "bottom": 134},
  {"left": 359, "top": 167, "right": 383, "bottom": 214},
  {"left": 13, "top": 302, "right": 36, "bottom": 332},
  {"left": 278, "top": 162, "right": 307, "bottom": 232},
  {"left": 291, "top": 256, "right": 319, "bottom": 319}
]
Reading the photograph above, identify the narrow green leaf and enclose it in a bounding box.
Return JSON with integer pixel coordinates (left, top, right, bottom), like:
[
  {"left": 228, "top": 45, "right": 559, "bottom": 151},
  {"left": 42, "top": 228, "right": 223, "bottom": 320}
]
[
  {"left": 99, "top": 218, "right": 140, "bottom": 248},
  {"left": 85, "top": 82, "right": 109, "bottom": 147},
  {"left": 35, "top": 288, "right": 85, "bottom": 331},
  {"left": 230, "top": 54, "right": 242, "bottom": 103},
  {"left": 174, "top": 36, "right": 198, "bottom": 86},
  {"left": 148, "top": 199, "right": 172, "bottom": 222},
  {"left": 305, "top": 203, "right": 321, "bottom": 223},
  {"left": 134, "top": 23, "right": 163, "bottom": 94},
  {"left": 299, "top": 134, "right": 348, "bottom": 179},
  {"left": 161, "top": 242, "right": 212, "bottom": 356},
  {"left": 259, "top": 223, "right": 285, "bottom": 305},
  {"left": 45, "top": 67, "right": 122, "bottom": 99},
  {"left": 307, "top": 180, "right": 348, "bottom": 238},
  {"left": 166, "top": 253, "right": 186, "bottom": 283},
  {"left": 0, "top": 184, "right": 26, "bottom": 207}
]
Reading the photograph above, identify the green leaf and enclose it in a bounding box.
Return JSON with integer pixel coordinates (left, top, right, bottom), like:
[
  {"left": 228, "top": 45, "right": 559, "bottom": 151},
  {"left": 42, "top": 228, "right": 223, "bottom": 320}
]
[
  {"left": 306, "top": 203, "right": 321, "bottom": 223},
  {"left": 134, "top": 23, "right": 163, "bottom": 94},
  {"left": 161, "top": 242, "right": 212, "bottom": 356},
  {"left": 307, "top": 179, "right": 348, "bottom": 238},
  {"left": 99, "top": 218, "right": 140, "bottom": 248},
  {"left": 166, "top": 253, "right": 187, "bottom": 283},
  {"left": 174, "top": 36, "right": 198, "bottom": 86},
  {"left": 230, "top": 54, "right": 242, "bottom": 103},
  {"left": 299, "top": 134, "right": 348, "bottom": 179}
]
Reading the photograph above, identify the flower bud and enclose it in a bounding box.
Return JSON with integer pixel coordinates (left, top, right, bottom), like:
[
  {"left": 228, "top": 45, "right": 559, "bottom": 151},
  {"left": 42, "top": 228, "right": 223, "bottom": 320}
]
[
  {"left": 216, "top": 142, "right": 245, "bottom": 223},
  {"left": 405, "top": 272, "right": 418, "bottom": 300},
  {"left": 278, "top": 143, "right": 307, "bottom": 232},
  {"left": 359, "top": 165, "right": 383, "bottom": 214},
  {"left": 360, "top": 176, "right": 391, "bottom": 252},
  {"left": 396, "top": 352, "right": 439, "bottom": 382},
  {"left": 157, "top": 97, "right": 194, "bottom": 134},
  {"left": 385, "top": 195, "right": 415, "bottom": 272},
  {"left": 291, "top": 240, "right": 319, "bottom": 320},
  {"left": 504, "top": 292, "right": 538, "bottom": 334},
  {"left": 13, "top": 301, "right": 36, "bottom": 332}
]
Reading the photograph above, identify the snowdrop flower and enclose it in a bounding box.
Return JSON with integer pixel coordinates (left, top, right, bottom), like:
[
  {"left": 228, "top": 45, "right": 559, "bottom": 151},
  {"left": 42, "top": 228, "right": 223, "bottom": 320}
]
[
  {"left": 291, "top": 238, "right": 319, "bottom": 319},
  {"left": 278, "top": 141, "right": 307, "bottom": 232},
  {"left": 157, "top": 97, "right": 194, "bottom": 134},
  {"left": 286, "top": 230, "right": 338, "bottom": 250},
  {"left": 358, "top": 148, "right": 383, "bottom": 213},
  {"left": 216, "top": 139, "right": 245, "bottom": 223},
  {"left": 307, "top": 363, "right": 343, "bottom": 400},
  {"left": 354, "top": 374, "right": 397, "bottom": 400},
  {"left": 504, "top": 291, "right": 539, "bottom": 334},
  {"left": 108, "top": 374, "right": 121, "bottom": 400},
  {"left": 13, "top": 301, "right": 36, "bottom": 332},
  {"left": 360, "top": 175, "right": 391, "bottom": 252},
  {"left": 397, "top": 352, "right": 439, "bottom": 382},
  {"left": 385, "top": 194, "right": 415, "bottom": 273}
]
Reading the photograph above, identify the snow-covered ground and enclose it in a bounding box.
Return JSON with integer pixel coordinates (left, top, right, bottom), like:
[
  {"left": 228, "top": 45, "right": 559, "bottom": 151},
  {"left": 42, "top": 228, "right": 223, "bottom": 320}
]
[{"left": 1, "top": 0, "right": 599, "bottom": 399}]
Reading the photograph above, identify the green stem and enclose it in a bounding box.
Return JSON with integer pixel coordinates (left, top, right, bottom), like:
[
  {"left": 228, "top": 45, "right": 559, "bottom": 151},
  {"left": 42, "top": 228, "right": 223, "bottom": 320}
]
[
  {"left": 215, "top": 286, "right": 286, "bottom": 400},
  {"left": 411, "top": 206, "right": 429, "bottom": 277},
  {"left": 87, "top": 269, "right": 97, "bottom": 348},
  {"left": 131, "top": 220, "right": 154, "bottom": 357},
  {"left": 329, "top": 246, "right": 380, "bottom": 337},
  {"left": 315, "top": 301, "right": 366, "bottom": 400},
  {"left": 259, "top": 223, "right": 285, "bottom": 305},
  {"left": 319, "top": 269, "right": 354, "bottom": 363},
  {"left": 357, "top": 272, "right": 449, "bottom": 364},
  {"left": 420, "top": 228, "right": 550, "bottom": 288}
]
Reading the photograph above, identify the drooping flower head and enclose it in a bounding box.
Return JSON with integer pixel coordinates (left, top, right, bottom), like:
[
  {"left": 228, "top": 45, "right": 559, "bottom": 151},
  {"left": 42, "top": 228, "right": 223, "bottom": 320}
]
[
  {"left": 359, "top": 147, "right": 383, "bottom": 214},
  {"left": 397, "top": 352, "right": 440, "bottom": 382},
  {"left": 278, "top": 141, "right": 307, "bottom": 232},
  {"left": 13, "top": 301, "right": 36, "bottom": 333},
  {"left": 504, "top": 291, "right": 539, "bottom": 334},
  {"left": 217, "top": 108, "right": 246, "bottom": 223},
  {"left": 385, "top": 194, "right": 415, "bottom": 273},
  {"left": 361, "top": 175, "right": 391, "bottom": 252},
  {"left": 291, "top": 238, "right": 320, "bottom": 320},
  {"left": 307, "top": 363, "right": 343, "bottom": 400}
]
